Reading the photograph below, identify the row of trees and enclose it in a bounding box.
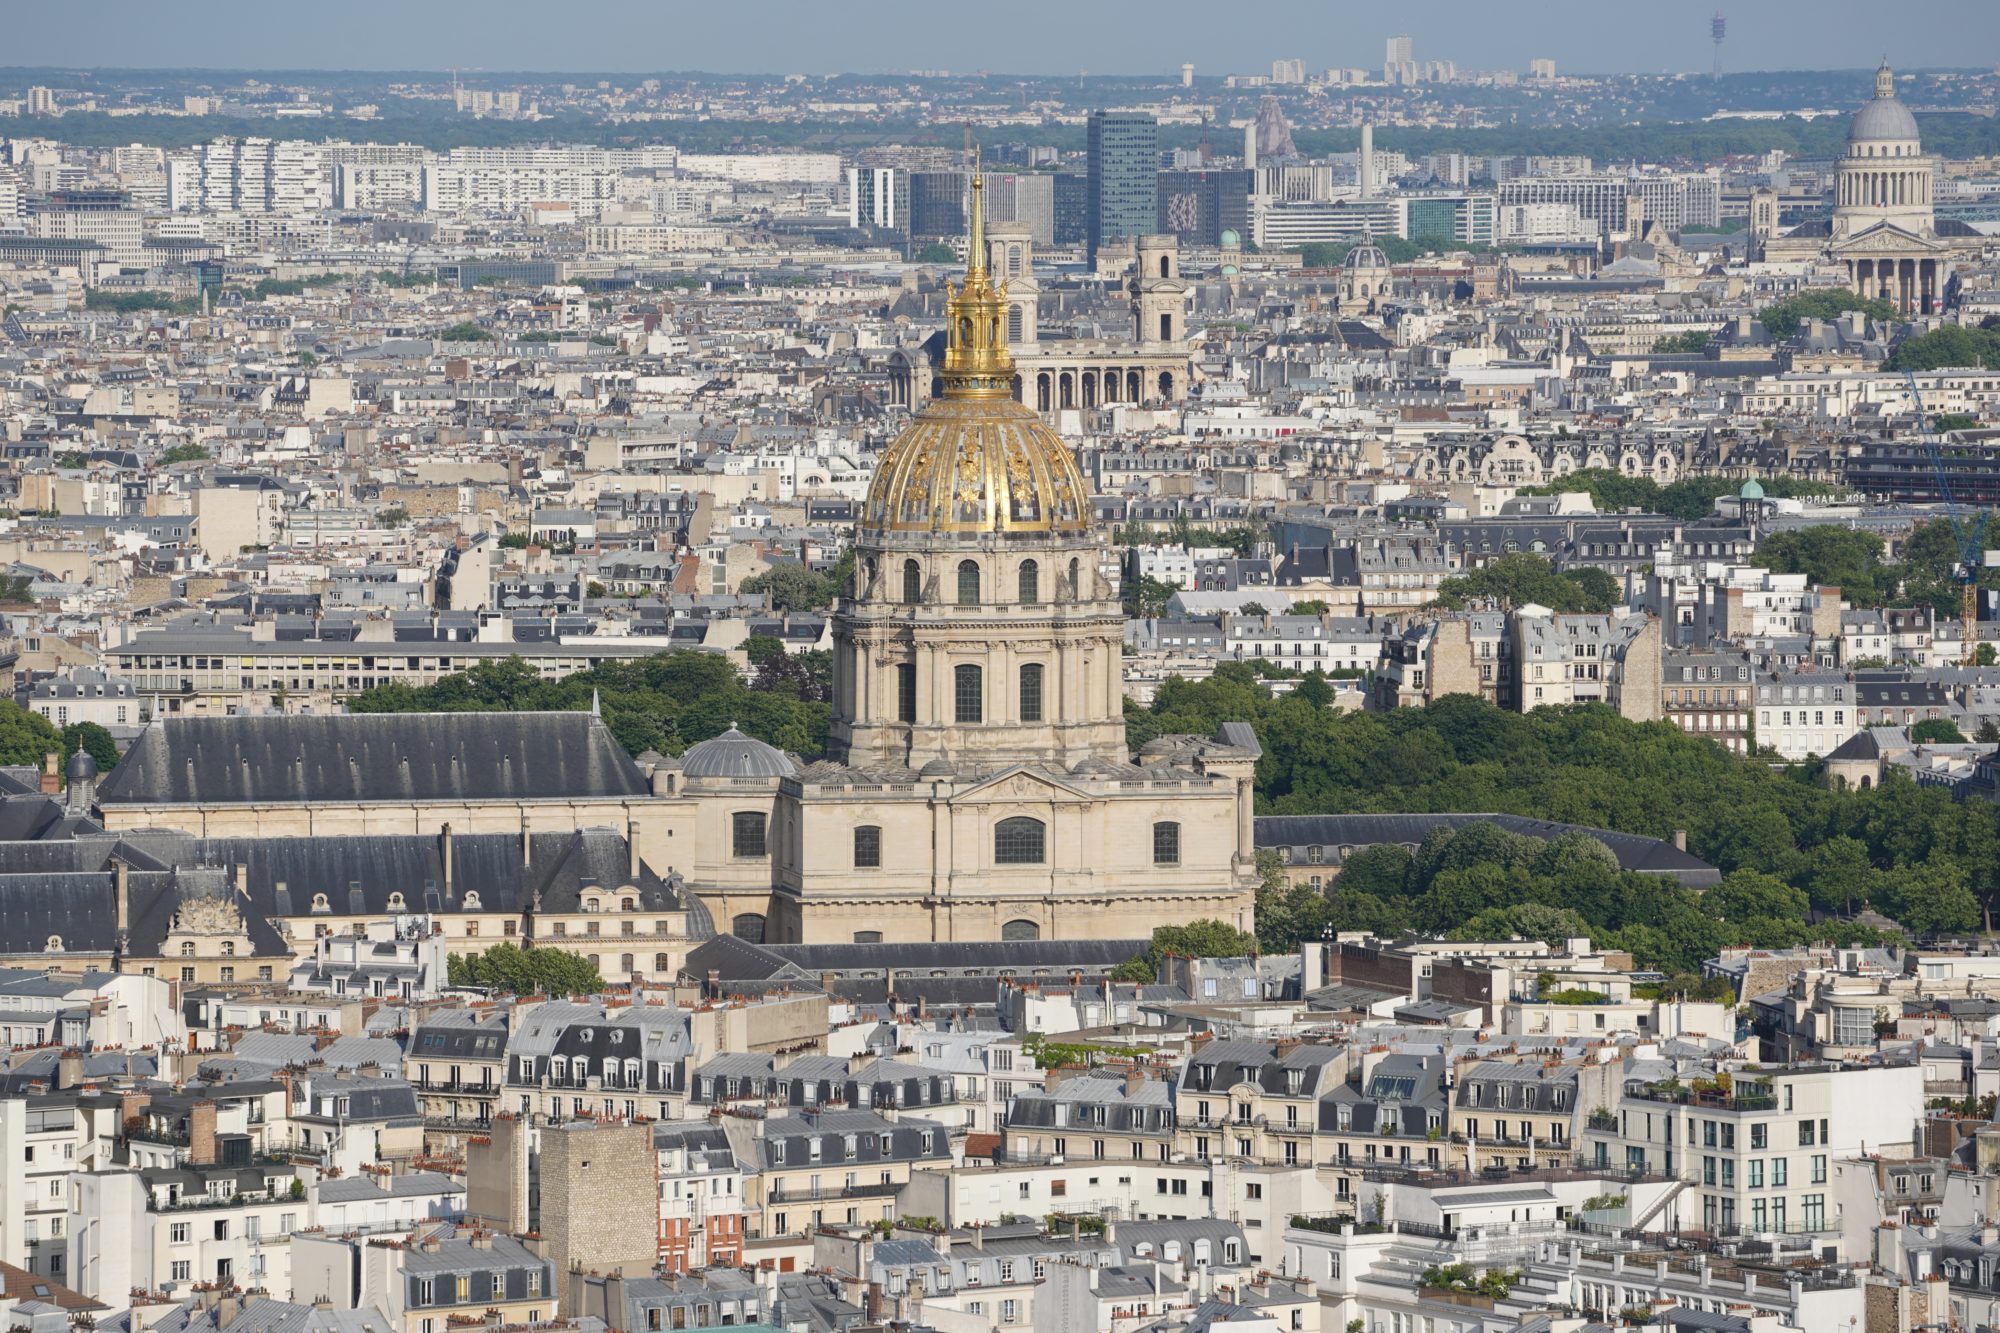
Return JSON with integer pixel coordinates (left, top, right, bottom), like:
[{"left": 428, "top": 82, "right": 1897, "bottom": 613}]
[
  {"left": 1514, "top": 467, "right": 1840, "bottom": 522},
  {"left": 1122, "top": 677, "right": 2000, "bottom": 962},
  {"left": 346, "top": 650, "right": 833, "bottom": 764},
  {"left": 1885, "top": 322, "right": 2000, "bottom": 372},
  {"left": 1758, "top": 288, "right": 1897, "bottom": 339},
  {"left": 446, "top": 943, "right": 603, "bottom": 997},
  {"left": 1430, "top": 552, "right": 1619, "bottom": 614},
  {"left": 1749, "top": 517, "right": 1999, "bottom": 617}
]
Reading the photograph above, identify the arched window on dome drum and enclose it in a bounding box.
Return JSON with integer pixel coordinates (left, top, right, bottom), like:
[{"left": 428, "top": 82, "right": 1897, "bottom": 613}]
[
  {"left": 957, "top": 560, "right": 980, "bottom": 606},
  {"left": 903, "top": 559, "right": 922, "bottom": 604},
  {"left": 955, "top": 664, "right": 983, "bottom": 723},
  {"left": 1020, "top": 663, "right": 1044, "bottom": 723},
  {"left": 1068, "top": 558, "right": 1081, "bottom": 598},
  {"left": 994, "top": 817, "right": 1045, "bottom": 865},
  {"left": 1018, "top": 559, "right": 1040, "bottom": 603},
  {"left": 731, "top": 914, "right": 765, "bottom": 943},
  {"left": 1001, "top": 919, "right": 1040, "bottom": 941}
]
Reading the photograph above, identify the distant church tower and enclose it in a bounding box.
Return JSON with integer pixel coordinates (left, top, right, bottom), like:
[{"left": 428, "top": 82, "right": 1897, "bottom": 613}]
[{"left": 1130, "top": 234, "right": 1190, "bottom": 345}]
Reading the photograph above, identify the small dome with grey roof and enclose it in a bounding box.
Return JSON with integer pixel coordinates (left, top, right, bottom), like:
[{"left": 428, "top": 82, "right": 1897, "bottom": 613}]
[
  {"left": 1346, "top": 242, "right": 1390, "bottom": 269},
  {"left": 679, "top": 726, "right": 796, "bottom": 780},
  {"left": 64, "top": 749, "right": 97, "bottom": 783}
]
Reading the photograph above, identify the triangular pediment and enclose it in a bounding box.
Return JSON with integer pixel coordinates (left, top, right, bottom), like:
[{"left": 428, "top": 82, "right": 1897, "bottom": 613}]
[
  {"left": 1829, "top": 222, "right": 1945, "bottom": 254},
  {"left": 952, "top": 764, "right": 1094, "bottom": 803}
]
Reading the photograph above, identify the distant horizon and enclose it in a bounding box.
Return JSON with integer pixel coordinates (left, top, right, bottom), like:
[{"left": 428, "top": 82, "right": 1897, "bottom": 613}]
[{"left": 5, "top": 0, "right": 1996, "bottom": 79}]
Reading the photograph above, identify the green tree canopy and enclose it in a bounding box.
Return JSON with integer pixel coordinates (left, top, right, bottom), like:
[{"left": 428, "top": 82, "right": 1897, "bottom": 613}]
[
  {"left": 0, "top": 703, "right": 60, "bottom": 768},
  {"left": 1759, "top": 289, "right": 1897, "bottom": 339},
  {"left": 448, "top": 943, "right": 604, "bottom": 996},
  {"left": 1431, "top": 552, "right": 1617, "bottom": 613},
  {"left": 439, "top": 321, "right": 493, "bottom": 342},
  {"left": 61, "top": 722, "right": 119, "bottom": 775},
  {"left": 1885, "top": 325, "right": 2000, "bottom": 372},
  {"left": 159, "top": 442, "right": 211, "bottom": 465}
]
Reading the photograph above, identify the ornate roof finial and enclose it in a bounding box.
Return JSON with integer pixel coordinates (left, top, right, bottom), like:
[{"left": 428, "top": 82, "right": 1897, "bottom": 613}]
[{"left": 937, "top": 144, "right": 1012, "bottom": 400}]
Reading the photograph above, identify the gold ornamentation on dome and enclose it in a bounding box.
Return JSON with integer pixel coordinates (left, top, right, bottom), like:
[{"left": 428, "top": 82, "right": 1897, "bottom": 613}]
[{"left": 857, "top": 160, "right": 1094, "bottom": 536}]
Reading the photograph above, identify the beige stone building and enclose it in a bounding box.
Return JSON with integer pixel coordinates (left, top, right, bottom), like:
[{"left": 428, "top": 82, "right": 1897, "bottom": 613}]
[{"left": 696, "top": 175, "right": 1259, "bottom": 946}]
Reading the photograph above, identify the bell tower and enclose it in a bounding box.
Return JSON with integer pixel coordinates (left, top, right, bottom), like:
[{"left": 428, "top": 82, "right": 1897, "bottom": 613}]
[{"left": 1130, "top": 233, "right": 1189, "bottom": 345}]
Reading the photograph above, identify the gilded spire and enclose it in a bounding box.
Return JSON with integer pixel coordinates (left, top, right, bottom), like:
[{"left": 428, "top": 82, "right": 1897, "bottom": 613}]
[{"left": 939, "top": 164, "right": 1013, "bottom": 399}]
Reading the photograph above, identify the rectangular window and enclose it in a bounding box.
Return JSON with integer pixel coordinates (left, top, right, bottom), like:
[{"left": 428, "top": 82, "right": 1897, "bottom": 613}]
[
  {"left": 897, "top": 662, "right": 917, "bottom": 723},
  {"left": 1152, "top": 822, "right": 1180, "bottom": 866},
  {"left": 853, "top": 825, "right": 882, "bottom": 869}
]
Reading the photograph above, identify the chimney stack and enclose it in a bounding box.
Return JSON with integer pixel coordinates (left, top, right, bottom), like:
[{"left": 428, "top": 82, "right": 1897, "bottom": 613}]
[
  {"left": 628, "top": 820, "right": 642, "bottom": 880},
  {"left": 39, "top": 752, "right": 58, "bottom": 795},
  {"left": 189, "top": 1101, "right": 219, "bottom": 1166}
]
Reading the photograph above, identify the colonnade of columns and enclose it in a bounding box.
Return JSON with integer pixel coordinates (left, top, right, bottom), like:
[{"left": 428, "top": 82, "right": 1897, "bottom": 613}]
[{"left": 1845, "top": 255, "right": 1941, "bottom": 313}]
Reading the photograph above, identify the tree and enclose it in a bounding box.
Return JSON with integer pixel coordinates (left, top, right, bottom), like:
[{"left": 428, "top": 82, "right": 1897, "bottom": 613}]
[
  {"left": 1978, "top": 719, "right": 2000, "bottom": 745},
  {"left": 740, "top": 562, "right": 840, "bottom": 613},
  {"left": 439, "top": 321, "right": 493, "bottom": 342},
  {"left": 1431, "top": 552, "right": 1615, "bottom": 614},
  {"left": 1750, "top": 526, "right": 1891, "bottom": 605},
  {"left": 1652, "top": 330, "right": 1711, "bottom": 354},
  {"left": 1758, "top": 288, "right": 1896, "bottom": 339},
  {"left": 448, "top": 943, "right": 605, "bottom": 996},
  {"left": 375, "top": 506, "right": 411, "bottom": 528},
  {"left": 54, "top": 450, "right": 89, "bottom": 469},
  {"left": 159, "top": 442, "right": 211, "bottom": 465},
  {"left": 61, "top": 722, "right": 118, "bottom": 775},
  {"left": 1910, "top": 718, "right": 1969, "bottom": 745},
  {"left": 0, "top": 704, "right": 60, "bottom": 767},
  {"left": 1122, "top": 575, "right": 1180, "bottom": 619},
  {"left": 912, "top": 242, "right": 956, "bottom": 263},
  {"left": 1885, "top": 324, "right": 2000, "bottom": 372},
  {"left": 1239, "top": 602, "right": 1270, "bottom": 617},
  {"left": 1880, "top": 860, "right": 1980, "bottom": 937},
  {"left": 1288, "top": 599, "right": 1330, "bottom": 615}
]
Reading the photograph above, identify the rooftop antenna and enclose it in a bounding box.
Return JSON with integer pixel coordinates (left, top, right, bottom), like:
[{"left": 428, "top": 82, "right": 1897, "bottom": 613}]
[{"left": 1710, "top": 11, "right": 1726, "bottom": 80}]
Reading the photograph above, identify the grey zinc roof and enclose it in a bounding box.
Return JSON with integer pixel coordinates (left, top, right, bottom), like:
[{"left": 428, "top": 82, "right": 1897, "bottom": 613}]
[
  {"left": 678, "top": 726, "right": 797, "bottom": 780},
  {"left": 97, "top": 712, "right": 647, "bottom": 806}
]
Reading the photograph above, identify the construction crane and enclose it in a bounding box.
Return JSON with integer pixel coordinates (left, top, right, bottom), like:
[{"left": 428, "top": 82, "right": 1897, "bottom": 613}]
[{"left": 1907, "top": 370, "right": 1991, "bottom": 664}]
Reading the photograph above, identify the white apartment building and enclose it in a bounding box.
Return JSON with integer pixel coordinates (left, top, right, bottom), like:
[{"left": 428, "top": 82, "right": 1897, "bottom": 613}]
[
  {"left": 1754, "top": 668, "right": 1856, "bottom": 761},
  {"left": 1496, "top": 169, "right": 1722, "bottom": 234},
  {"left": 677, "top": 152, "right": 840, "bottom": 185},
  {"left": 334, "top": 162, "right": 425, "bottom": 211},
  {"left": 1581, "top": 1061, "right": 1921, "bottom": 1242},
  {"left": 71, "top": 1168, "right": 304, "bottom": 1306},
  {"left": 179, "top": 139, "right": 331, "bottom": 214}
]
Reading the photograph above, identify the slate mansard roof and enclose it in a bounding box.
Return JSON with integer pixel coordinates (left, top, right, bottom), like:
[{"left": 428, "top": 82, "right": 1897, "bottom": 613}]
[{"left": 97, "top": 711, "right": 649, "bottom": 806}]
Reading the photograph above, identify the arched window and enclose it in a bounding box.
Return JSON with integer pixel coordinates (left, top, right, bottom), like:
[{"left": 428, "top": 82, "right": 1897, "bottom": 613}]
[
  {"left": 853, "top": 825, "right": 882, "bottom": 868},
  {"left": 731, "top": 811, "right": 768, "bottom": 859},
  {"left": 1068, "top": 558, "right": 1081, "bottom": 597},
  {"left": 1153, "top": 821, "right": 1181, "bottom": 865},
  {"left": 1159, "top": 254, "right": 1171, "bottom": 279},
  {"left": 45, "top": 935, "right": 61, "bottom": 952},
  {"left": 1018, "top": 559, "right": 1040, "bottom": 603},
  {"left": 181, "top": 941, "right": 195, "bottom": 957},
  {"left": 654, "top": 953, "right": 670, "bottom": 972},
  {"left": 1001, "top": 919, "right": 1041, "bottom": 941},
  {"left": 620, "top": 953, "right": 635, "bottom": 975},
  {"left": 897, "top": 662, "right": 918, "bottom": 723},
  {"left": 955, "top": 664, "right": 983, "bottom": 723},
  {"left": 220, "top": 941, "right": 236, "bottom": 957},
  {"left": 731, "top": 914, "right": 766, "bottom": 944},
  {"left": 902, "top": 559, "right": 922, "bottom": 604},
  {"left": 995, "top": 817, "right": 1045, "bottom": 864},
  {"left": 957, "top": 559, "right": 980, "bottom": 606},
  {"left": 1020, "top": 663, "right": 1044, "bottom": 723}
]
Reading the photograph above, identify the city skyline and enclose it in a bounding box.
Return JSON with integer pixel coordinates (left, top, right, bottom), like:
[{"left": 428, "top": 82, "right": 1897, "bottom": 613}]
[{"left": 5, "top": 0, "right": 1997, "bottom": 78}]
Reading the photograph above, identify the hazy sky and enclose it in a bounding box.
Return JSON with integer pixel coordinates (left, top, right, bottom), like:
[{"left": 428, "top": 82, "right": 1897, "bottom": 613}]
[{"left": 8, "top": 0, "right": 1998, "bottom": 77}]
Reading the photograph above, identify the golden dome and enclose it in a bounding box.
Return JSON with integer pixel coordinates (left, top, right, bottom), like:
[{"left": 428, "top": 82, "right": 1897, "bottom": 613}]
[{"left": 862, "top": 172, "right": 1090, "bottom": 536}]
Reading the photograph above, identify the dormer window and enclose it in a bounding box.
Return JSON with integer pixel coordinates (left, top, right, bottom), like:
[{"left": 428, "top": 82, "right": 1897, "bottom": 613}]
[
  {"left": 462, "top": 891, "right": 481, "bottom": 909},
  {"left": 386, "top": 893, "right": 405, "bottom": 911}
]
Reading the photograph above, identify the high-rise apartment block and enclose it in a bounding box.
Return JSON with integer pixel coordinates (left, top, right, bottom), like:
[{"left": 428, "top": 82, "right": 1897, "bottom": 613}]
[{"left": 1086, "top": 111, "right": 1158, "bottom": 258}]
